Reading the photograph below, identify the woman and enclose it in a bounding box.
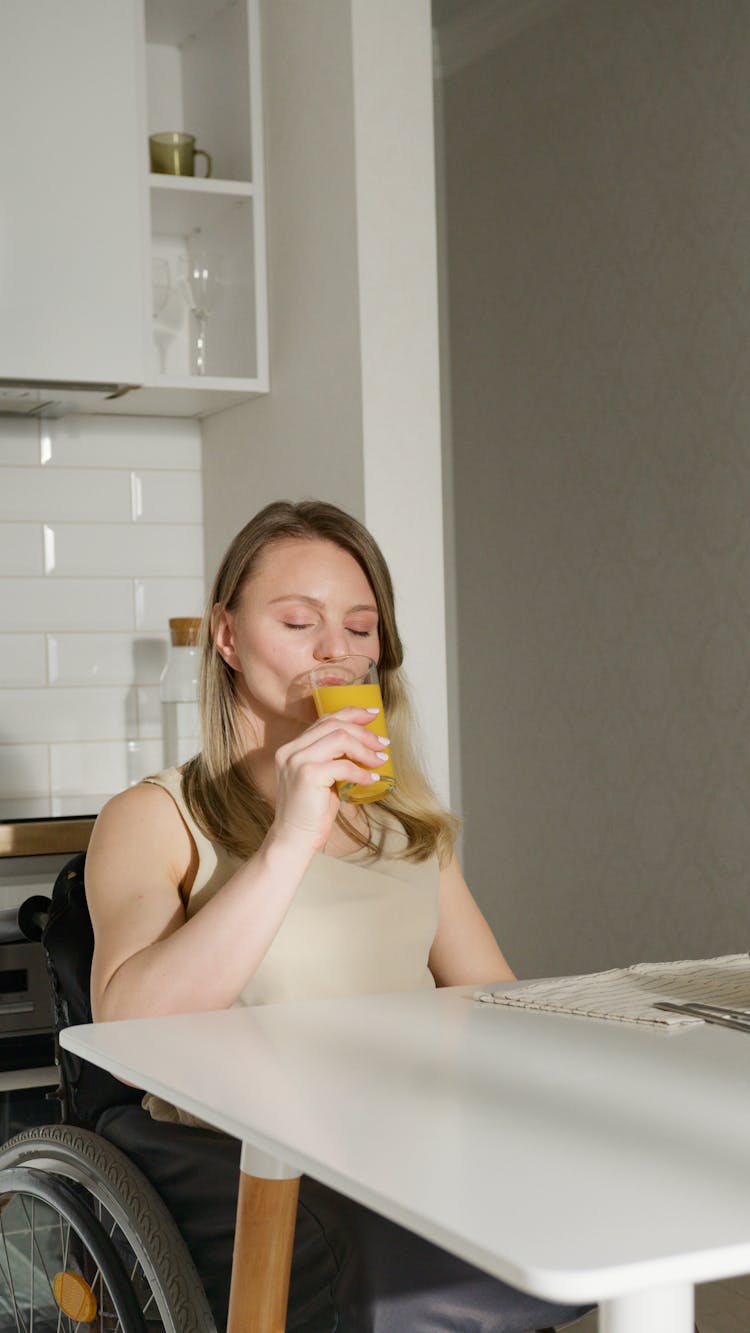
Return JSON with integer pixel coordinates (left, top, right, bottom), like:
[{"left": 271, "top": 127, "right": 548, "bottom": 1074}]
[{"left": 87, "top": 499, "right": 588, "bottom": 1332}]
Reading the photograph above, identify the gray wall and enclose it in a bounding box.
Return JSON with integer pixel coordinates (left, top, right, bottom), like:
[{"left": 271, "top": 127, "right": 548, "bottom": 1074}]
[{"left": 443, "top": 0, "right": 750, "bottom": 977}]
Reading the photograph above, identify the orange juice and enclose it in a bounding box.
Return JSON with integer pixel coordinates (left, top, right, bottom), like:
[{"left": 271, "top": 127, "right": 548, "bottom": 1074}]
[{"left": 312, "top": 681, "right": 395, "bottom": 803}]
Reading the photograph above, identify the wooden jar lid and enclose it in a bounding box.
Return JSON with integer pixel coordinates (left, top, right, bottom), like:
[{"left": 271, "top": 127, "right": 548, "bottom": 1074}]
[{"left": 169, "top": 616, "right": 202, "bottom": 646}]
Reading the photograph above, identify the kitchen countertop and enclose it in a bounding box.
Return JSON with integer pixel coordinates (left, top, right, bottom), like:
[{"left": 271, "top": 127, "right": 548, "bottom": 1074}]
[{"left": 0, "top": 796, "right": 107, "bottom": 858}]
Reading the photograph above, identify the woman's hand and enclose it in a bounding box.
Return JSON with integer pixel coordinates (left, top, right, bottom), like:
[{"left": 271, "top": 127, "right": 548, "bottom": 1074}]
[{"left": 271, "top": 707, "right": 387, "bottom": 852}]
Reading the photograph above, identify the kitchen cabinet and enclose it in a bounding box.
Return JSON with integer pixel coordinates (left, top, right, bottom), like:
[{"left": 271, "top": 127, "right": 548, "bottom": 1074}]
[
  {"left": 1, "top": 1, "right": 148, "bottom": 388},
  {"left": 1, "top": 0, "right": 268, "bottom": 419}
]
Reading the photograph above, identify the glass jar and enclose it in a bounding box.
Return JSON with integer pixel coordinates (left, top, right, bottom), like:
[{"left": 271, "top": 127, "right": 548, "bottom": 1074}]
[{"left": 159, "top": 617, "right": 201, "bottom": 768}]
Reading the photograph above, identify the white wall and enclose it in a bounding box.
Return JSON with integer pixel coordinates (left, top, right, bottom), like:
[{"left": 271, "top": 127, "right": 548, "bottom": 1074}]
[
  {"left": 201, "top": 0, "right": 365, "bottom": 580},
  {"left": 204, "top": 0, "right": 451, "bottom": 802},
  {"left": 0, "top": 415, "right": 203, "bottom": 811},
  {"left": 350, "top": 0, "right": 450, "bottom": 805}
]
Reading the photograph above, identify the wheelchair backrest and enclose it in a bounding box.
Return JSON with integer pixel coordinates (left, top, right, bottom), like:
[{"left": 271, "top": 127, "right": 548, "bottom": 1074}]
[{"left": 43, "top": 851, "right": 143, "bottom": 1128}]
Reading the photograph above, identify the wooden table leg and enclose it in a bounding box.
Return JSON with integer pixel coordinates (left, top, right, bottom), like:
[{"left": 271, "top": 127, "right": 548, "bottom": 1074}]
[{"left": 227, "top": 1168, "right": 300, "bottom": 1333}]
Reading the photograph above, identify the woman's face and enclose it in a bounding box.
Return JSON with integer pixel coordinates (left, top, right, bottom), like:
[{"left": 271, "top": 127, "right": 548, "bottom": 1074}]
[{"left": 214, "top": 537, "right": 381, "bottom": 726}]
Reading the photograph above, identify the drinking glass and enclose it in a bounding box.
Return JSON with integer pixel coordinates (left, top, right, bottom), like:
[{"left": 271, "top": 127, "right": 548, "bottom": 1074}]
[
  {"left": 152, "top": 257, "right": 170, "bottom": 318},
  {"left": 151, "top": 258, "right": 174, "bottom": 374},
  {"left": 178, "top": 249, "right": 225, "bottom": 376},
  {"left": 308, "top": 656, "right": 395, "bottom": 804}
]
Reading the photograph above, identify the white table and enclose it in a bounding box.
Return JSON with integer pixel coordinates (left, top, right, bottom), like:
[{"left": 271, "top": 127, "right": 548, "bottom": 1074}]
[{"left": 61, "top": 985, "right": 750, "bottom": 1333}]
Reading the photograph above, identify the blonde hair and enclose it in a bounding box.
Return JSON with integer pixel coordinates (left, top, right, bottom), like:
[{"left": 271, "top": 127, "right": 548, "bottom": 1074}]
[{"left": 182, "top": 500, "right": 458, "bottom": 865}]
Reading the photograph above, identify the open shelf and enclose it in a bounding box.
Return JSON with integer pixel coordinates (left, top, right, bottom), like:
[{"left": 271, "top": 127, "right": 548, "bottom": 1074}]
[
  {"left": 99, "top": 378, "right": 267, "bottom": 419},
  {"left": 143, "top": 0, "right": 267, "bottom": 404},
  {"left": 150, "top": 176, "right": 253, "bottom": 234},
  {"left": 145, "top": 0, "right": 231, "bottom": 47}
]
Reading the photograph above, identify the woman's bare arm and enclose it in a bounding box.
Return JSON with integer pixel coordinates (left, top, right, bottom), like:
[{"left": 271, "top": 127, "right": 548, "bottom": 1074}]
[
  {"left": 87, "top": 783, "right": 313, "bottom": 1021},
  {"left": 427, "top": 854, "right": 515, "bottom": 988},
  {"left": 88, "top": 708, "right": 388, "bottom": 1022}
]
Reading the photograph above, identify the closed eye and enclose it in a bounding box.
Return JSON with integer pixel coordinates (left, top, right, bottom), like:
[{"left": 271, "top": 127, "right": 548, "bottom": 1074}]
[
  {"left": 348, "top": 629, "right": 372, "bottom": 637},
  {"left": 283, "top": 622, "right": 313, "bottom": 631}
]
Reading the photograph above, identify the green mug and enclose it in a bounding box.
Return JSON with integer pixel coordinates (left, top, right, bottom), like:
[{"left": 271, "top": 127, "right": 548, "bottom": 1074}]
[{"left": 149, "top": 132, "right": 212, "bottom": 178}]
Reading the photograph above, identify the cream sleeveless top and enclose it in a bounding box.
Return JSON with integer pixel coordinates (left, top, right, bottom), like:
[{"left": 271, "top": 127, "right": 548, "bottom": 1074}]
[{"left": 141, "top": 768, "right": 439, "bottom": 1123}]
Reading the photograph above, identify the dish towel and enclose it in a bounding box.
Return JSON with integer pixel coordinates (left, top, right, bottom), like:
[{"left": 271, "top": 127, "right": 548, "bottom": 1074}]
[{"left": 475, "top": 954, "right": 750, "bottom": 1028}]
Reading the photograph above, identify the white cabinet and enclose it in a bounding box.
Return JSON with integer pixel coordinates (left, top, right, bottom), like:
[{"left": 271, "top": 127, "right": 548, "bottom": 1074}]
[
  {"left": 1, "top": 0, "right": 268, "bottom": 419},
  {"left": 0, "top": 1, "right": 148, "bottom": 387}
]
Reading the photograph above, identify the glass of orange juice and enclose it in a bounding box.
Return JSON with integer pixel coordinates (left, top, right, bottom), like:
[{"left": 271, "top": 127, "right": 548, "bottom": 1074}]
[{"left": 308, "top": 655, "right": 395, "bottom": 804}]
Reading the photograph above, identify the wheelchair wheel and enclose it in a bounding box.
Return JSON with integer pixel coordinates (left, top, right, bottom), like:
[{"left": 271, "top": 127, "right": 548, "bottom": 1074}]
[
  {"left": 0, "top": 1124, "right": 217, "bottom": 1332},
  {"left": 0, "top": 1165, "right": 147, "bottom": 1331}
]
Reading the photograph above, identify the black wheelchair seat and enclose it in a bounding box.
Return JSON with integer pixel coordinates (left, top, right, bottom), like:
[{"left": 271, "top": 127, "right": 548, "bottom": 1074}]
[
  {"left": 42, "top": 850, "right": 142, "bottom": 1129},
  {"left": 0, "top": 851, "right": 217, "bottom": 1332}
]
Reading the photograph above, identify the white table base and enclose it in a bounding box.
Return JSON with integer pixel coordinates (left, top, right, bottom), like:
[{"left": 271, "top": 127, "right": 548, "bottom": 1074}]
[
  {"left": 600, "top": 1283, "right": 694, "bottom": 1333},
  {"left": 239, "top": 1141, "right": 300, "bottom": 1180}
]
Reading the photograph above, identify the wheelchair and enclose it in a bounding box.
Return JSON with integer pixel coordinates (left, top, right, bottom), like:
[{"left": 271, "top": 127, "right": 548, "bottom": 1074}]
[
  {"left": 0, "top": 851, "right": 576, "bottom": 1333},
  {"left": 0, "top": 851, "right": 217, "bottom": 1332}
]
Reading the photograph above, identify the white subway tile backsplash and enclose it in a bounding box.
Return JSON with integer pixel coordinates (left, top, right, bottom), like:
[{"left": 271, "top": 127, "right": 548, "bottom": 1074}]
[
  {"left": 0, "top": 415, "right": 204, "bottom": 804},
  {"left": 45, "top": 416, "right": 201, "bottom": 470},
  {"left": 126, "top": 739, "right": 165, "bottom": 786},
  {"left": 49, "top": 795, "right": 110, "bottom": 815},
  {"left": 46, "top": 523, "right": 203, "bottom": 578},
  {"left": 0, "top": 745, "right": 49, "bottom": 797},
  {"left": 0, "top": 635, "right": 46, "bottom": 687},
  {"left": 0, "top": 523, "right": 43, "bottom": 574},
  {"left": 134, "top": 578, "right": 206, "bottom": 631},
  {"left": 133, "top": 636, "right": 170, "bottom": 683},
  {"left": 132, "top": 470, "right": 203, "bottom": 523},
  {"left": 2, "top": 579, "right": 135, "bottom": 632},
  {"left": 136, "top": 684, "right": 162, "bottom": 738},
  {"left": 48, "top": 739, "right": 165, "bottom": 798},
  {"left": 50, "top": 738, "right": 163, "bottom": 795},
  {"left": 47, "top": 633, "right": 168, "bottom": 686},
  {"left": 0, "top": 801, "right": 59, "bottom": 825},
  {"left": 0, "top": 419, "right": 40, "bottom": 465},
  {"left": 0, "top": 688, "right": 135, "bottom": 744},
  {"left": 0, "top": 467, "right": 131, "bottom": 522}
]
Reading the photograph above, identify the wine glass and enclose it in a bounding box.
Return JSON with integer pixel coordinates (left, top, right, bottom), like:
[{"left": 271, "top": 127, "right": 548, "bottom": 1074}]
[
  {"left": 151, "top": 257, "right": 171, "bottom": 320},
  {"left": 151, "top": 258, "right": 173, "bottom": 374},
  {"left": 178, "top": 249, "right": 225, "bottom": 376}
]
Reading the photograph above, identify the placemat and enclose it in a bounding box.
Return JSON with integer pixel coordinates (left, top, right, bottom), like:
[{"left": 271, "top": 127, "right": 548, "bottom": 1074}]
[{"left": 475, "top": 954, "right": 750, "bottom": 1027}]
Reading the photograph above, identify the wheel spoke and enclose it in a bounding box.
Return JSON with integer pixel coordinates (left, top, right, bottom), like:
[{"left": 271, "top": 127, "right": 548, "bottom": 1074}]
[
  {"left": 94, "top": 1200, "right": 128, "bottom": 1331},
  {"left": 19, "top": 1195, "right": 57, "bottom": 1310},
  {"left": 0, "top": 1206, "right": 30, "bottom": 1333},
  {"left": 0, "top": 1136, "right": 206, "bottom": 1332},
  {"left": 28, "top": 1195, "right": 33, "bottom": 1333}
]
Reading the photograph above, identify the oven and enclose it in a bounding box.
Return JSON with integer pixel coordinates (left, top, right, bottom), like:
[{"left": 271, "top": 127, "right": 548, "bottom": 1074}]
[
  {"left": 0, "top": 937, "right": 56, "bottom": 1069},
  {"left": 0, "top": 837, "right": 86, "bottom": 1138},
  {"left": 0, "top": 937, "right": 59, "bottom": 1135}
]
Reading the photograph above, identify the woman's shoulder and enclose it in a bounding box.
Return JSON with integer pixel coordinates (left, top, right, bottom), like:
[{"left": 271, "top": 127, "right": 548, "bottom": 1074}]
[
  {"left": 91, "top": 772, "right": 188, "bottom": 845},
  {"left": 87, "top": 774, "right": 195, "bottom": 890}
]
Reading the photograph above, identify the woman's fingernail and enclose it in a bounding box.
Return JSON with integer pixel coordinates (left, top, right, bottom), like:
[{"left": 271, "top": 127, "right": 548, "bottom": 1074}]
[
  {"left": 366, "top": 707, "right": 379, "bottom": 714},
  {"left": 370, "top": 772, "right": 381, "bottom": 781},
  {"left": 377, "top": 735, "right": 389, "bottom": 746},
  {"left": 375, "top": 751, "right": 389, "bottom": 762}
]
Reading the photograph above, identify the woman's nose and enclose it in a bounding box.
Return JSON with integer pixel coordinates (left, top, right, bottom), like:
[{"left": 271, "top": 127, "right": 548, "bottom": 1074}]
[{"left": 313, "top": 627, "right": 350, "bottom": 661}]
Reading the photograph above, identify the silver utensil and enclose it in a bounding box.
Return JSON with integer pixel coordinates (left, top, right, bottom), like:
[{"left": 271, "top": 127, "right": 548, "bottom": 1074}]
[{"left": 654, "top": 1001, "right": 750, "bottom": 1034}]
